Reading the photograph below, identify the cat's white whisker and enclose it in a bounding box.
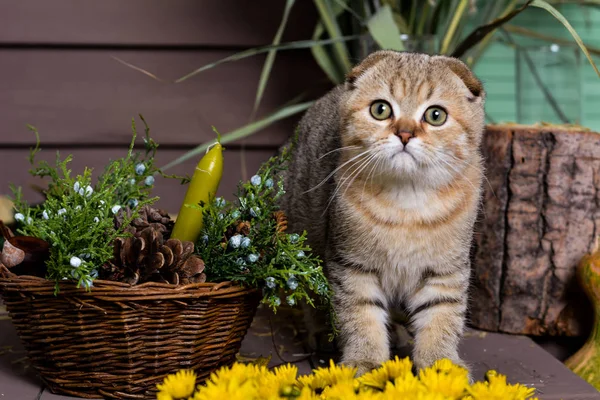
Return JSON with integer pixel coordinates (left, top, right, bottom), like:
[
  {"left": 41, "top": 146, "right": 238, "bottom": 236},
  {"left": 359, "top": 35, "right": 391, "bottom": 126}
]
[
  {"left": 318, "top": 145, "right": 361, "bottom": 160},
  {"left": 342, "top": 153, "right": 379, "bottom": 200},
  {"left": 324, "top": 153, "right": 378, "bottom": 215},
  {"left": 361, "top": 153, "right": 384, "bottom": 201},
  {"left": 303, "top": 149, "right": 375, "bottom": 194},
  {"left": 435, "top": 155, "right": 479, "bottom": 193},
  {"left": 440, "top": 150, "right": 496, "bottom": 199},
  {"left": 321, "top": 155, "right": 371, "bottom": 215}
]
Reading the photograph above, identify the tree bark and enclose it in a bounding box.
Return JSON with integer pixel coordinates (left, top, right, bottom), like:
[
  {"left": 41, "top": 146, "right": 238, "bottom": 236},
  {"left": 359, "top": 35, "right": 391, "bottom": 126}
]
[{"left": 469, "top": 124, "right": 600, "bottom": 336}]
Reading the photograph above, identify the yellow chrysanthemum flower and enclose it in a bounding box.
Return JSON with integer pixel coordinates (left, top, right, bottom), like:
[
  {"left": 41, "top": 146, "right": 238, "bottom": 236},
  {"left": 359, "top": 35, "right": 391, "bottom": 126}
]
[
  {"left": 321, "top": 380, "right": 360, "bottom": 400},
  {"left": 193, "top": 376, "right": 258, "bottom": 400},
  {"left": 297, "top": 386, "right": 320, "bottom": 400},
  {"left": 272, "top": 363, "right": 299, "bottom": 386},
  {"left": 407, "top": 391, "right": 448, "bottom": 400},
  {"left": 382, "top": 373, "right": 428, "bottom": 398},
  {"left": 298, "top": 360, "right": 357, "bottom": 391},
  {"left": 356, "top": 391, "right": 387, "bottom": 400},
  {"left": 155, "top": 358, "right": 538, "bottom": 400},
  {"left": 156, "top": 369, "right": 197, "bottom": 400},
  {"left": 192, "top": 362, "right": 267, "bottom": 400},
  {"left": 418, "top": 358, "right": 470, "bottom": 399},
  {"left": 206, "top": 362, "right": 264, "bottom": 387},
  {"left": 468, "top": 370, "right": 538, "bottom": 400},
  {"left": 358, "top": 356, "right": 414, "bottom": 390},
  {"left": 256, "top": 364, "right": 299, "bottom": 399}
]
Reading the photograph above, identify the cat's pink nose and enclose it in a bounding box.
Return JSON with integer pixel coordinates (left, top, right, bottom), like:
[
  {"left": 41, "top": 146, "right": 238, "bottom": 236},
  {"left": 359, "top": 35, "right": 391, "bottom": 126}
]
[{"left": 396, "top": 131, "right": 414, "bottom": 145}]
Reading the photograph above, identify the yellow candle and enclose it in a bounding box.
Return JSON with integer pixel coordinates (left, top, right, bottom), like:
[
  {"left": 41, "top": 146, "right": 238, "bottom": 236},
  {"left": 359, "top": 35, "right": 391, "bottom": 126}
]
[{"left": 171, "top": 142, "right": 224, "bottom": 243}]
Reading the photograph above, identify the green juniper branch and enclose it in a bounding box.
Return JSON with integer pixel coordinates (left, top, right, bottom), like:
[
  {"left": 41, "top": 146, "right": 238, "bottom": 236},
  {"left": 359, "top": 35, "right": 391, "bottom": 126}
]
[
  {"left": 11, "top": 116, "right": 166, "bottom": 291},
  {"left": 195, "top": 140, "right": 336, "bottom": 333}
]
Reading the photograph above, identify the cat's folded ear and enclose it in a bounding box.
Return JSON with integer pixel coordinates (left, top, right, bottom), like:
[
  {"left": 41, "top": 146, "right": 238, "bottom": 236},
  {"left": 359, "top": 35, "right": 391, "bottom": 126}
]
[
  {"left": 435, "top": 56, "right": 485, "bottom": 101},
  {"left": 346, "top": 51, "right": 394, "bottom": 89}
]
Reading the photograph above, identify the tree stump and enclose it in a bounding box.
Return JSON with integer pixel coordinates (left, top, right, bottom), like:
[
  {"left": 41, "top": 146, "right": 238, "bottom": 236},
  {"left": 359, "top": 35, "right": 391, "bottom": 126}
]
[{"left": 469, "top": 124, "right": 600, "bottom": 336}]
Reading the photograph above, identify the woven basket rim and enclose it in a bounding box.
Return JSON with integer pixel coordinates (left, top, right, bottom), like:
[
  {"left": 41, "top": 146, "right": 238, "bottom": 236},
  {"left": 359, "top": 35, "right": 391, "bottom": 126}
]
[{"left": 0, "top": 264, "right": 259, "bottom": 301}]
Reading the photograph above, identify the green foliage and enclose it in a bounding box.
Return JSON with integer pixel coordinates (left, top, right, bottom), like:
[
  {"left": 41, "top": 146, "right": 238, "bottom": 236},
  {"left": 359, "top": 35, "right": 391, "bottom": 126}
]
[
  {"left": 11, "top": 117, "right": 162, "bottom": 290},
  {"left": 153, "top": 0, "right": 599, "bottom": 172},
  {"left": 9, "top": 119, "right": 336, "bottom": 331},
  {"left": 195, "top": 141, "right": 334, "bottom": 317}
]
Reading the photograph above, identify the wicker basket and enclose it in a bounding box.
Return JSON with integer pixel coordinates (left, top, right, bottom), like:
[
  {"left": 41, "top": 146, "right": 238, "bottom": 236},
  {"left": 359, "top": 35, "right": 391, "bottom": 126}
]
[{"left": 0, "top": 265, "right": 261, "bottom": 399}]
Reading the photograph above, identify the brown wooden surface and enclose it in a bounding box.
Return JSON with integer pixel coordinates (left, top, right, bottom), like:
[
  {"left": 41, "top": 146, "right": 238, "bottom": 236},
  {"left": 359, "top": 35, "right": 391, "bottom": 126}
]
[
  {"left": 0, "top": 1, "right": 328, "bottom": 209},
  {"left": 0, "top": 309, "right": 42, "bottom": 399},
  {"left": 0, "top": 0, "right": 316, "bottom": 46},
  {"left": 0, "top": 148, "right": 277, "bottom": 213},
  {"left": 471, "top": 124, "right": 600, "bottom": 336},
  {"left": 0, "top": 49, "right": 325, "bottom": 146},
  {"left": 1, "top": 303, "right": 599, "bottom": 399}
]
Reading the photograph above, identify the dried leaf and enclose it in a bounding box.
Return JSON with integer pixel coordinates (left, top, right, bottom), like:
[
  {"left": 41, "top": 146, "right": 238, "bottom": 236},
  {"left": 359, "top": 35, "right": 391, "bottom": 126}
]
[
  {"left": 0, "top": 240, "right": 25, "bottom": 268},
  {"left": 236, "top": 221, "right": 251, "bottom": 236}
]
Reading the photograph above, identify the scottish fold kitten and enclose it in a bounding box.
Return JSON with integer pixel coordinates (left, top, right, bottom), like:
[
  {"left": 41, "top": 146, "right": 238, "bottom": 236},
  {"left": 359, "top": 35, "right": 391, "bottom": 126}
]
[{"left": 280, "top": 50, "right": 485, "bottom": 375}]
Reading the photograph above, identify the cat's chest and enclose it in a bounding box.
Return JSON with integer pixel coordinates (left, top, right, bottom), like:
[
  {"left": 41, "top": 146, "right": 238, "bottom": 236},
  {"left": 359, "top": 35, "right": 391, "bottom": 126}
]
[
  {"left": 338, "top": 212, "right": 468, "bottom": 297},
  {"left": 336, "top": 190, "right": 472, "bottom": 269},
  {"left": 347, "top": 220, "right": 451, "bottom": 268}
]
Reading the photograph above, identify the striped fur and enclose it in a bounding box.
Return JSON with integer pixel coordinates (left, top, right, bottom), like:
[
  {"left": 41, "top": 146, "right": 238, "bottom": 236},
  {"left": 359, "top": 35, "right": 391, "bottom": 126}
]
[{"left": 280, "top": 51, "right": 485, "bottom": 376}]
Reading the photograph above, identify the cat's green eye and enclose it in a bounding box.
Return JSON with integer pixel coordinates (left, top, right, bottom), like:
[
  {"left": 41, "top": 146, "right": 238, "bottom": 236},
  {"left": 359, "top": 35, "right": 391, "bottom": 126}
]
[
  {"left": 370, "top": 101, "right": 392, "bottom": 120},
  {"left": 423, "top": 106, "right": 447, "bottom": 126}
]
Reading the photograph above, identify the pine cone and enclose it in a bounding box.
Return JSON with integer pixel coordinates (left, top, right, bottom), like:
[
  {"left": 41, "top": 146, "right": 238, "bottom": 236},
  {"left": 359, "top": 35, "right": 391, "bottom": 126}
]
[
  {"left": 101, "top": 206, "right": 205, "bottom": 285},
  {"left": 115, "top": 205, "right": 174, "bottom": 239}
]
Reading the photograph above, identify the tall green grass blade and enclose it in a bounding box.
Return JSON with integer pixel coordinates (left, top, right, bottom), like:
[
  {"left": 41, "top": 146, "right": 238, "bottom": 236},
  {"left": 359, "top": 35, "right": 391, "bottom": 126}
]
[
  {"left": 311, "top": 23, "right": 345, "bottom": 84},
  {"left": 451, "top": 0, "right": 533, "bottom": 58},
  {"left": 367, "top": 5, "right": 405, "bottom": 51},
  {"left": 252, "top": 0, "right": 296, "bottom": 117},
  {"left": 440, "top": 0, "right": 469, "bottom": 54},
  {"left": 416, "top": 1, "right": 431, "bottom": 35},
  {"left": 175, "top": 36, "right": 360, "bottom": 83},
  {"left": 161, "top": 101, "right": 314, "bottom": 171},
  {"left": 505, "top": 24, "right": 600, "bottom": 56},
  {"left": 530, "top": 0, "right": 600, "bottom": 78},
  {"left": 392, "top": 11, "right": 410, "bottom": 33},
  {"left": 503, "top": 30, "right": 570, "bottom": 123},
  {"left": 468, "top": 0, "right": 518, "bottom": 66},
  {"left": 311, "top": 0, "right": 349, "bottom": 84},
  {"left": 408, "top": 0, "right": 417, "bottom": 32},
  {"left": 313, "top": 0, "right": 353, "bottom": 73},
  {"left": 438, "top": 0, "right": 460, "bottom": 43},
  {"left": 332, "top": 0, "right": 364, "bottom": 22},
  {"left": 425, "top": 0, "right": 442, "bottom": 37}
]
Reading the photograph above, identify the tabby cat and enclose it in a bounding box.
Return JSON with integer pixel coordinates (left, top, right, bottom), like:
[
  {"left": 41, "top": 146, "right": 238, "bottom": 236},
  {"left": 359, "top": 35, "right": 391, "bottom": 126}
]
[{"left": 280, "top": 50, "right": 486, "bottom": 375}]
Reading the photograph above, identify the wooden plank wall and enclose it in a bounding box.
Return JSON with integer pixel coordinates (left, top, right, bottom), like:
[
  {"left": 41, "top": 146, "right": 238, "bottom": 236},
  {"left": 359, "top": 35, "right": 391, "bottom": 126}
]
[{"left": 0, "top": 1, "right": 328, "bottom": 213}]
